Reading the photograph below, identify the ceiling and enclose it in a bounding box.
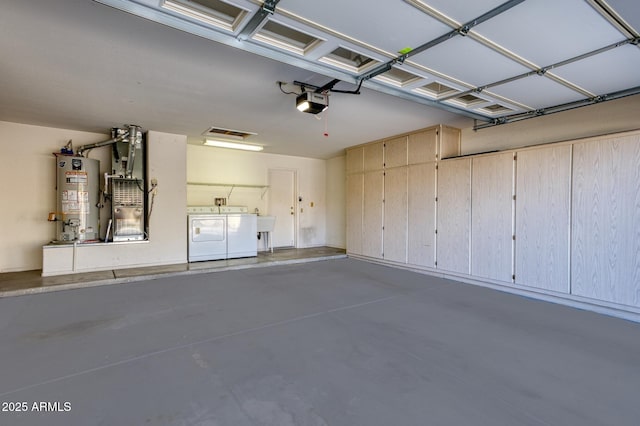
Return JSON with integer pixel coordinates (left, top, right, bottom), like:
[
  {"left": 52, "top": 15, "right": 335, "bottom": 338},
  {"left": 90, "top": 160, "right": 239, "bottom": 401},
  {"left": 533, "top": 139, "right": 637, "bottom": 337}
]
[{"left": 1, "top": 0, "right": 639, "bottom": 159}]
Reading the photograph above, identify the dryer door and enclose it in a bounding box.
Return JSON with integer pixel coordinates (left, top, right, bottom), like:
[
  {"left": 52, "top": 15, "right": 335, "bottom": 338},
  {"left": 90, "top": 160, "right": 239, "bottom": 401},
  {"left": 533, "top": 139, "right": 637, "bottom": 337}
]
[
  {"left": 188, "top": 215, "right": 227, "bottom": 261},
  {"left": 192, "top": 217, "right": 225, "bottom": 242}
]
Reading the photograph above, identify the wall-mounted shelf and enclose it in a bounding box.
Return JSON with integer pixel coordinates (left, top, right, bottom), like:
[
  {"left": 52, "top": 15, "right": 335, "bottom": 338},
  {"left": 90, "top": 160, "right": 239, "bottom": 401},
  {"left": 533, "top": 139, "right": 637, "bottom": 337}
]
[{"left": 187, "top": 182, "right": 270, "bottom": 199}]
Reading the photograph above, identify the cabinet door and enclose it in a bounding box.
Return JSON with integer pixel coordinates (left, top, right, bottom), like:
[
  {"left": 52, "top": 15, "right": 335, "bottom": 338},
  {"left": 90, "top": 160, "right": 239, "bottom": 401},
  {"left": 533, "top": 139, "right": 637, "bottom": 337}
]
[
  {"left": 439, "top": 126, "right": 461, "bottom": 159},
  {"left": 515, "top": 146, "right": 571, "bottom": 293},
  {"left": 385, "top": 136, "right": 408, "bottom": 168},
  {"left": 364, "top": 142, "right": 384, "bottom": 172},
  {"left": 571, "top": 135, "right": 640, "bottom": 307},
  {"left": 408, "top": 128, "right": 437, "bottom": 164},
  {"left": 384, "top": 167, "right": 408, "bottom": 263},
  {"left": 408, "top": 162, "right": 436, "bottom": 267},
  {"left": 436, "top": 158, "right": 471, "bottom": 274},
  {"left": 346, "top": 147, "right": 364, "bottom": 174},
  {"left": 471, "top": 153, "right": 514, "bottom": 282},
  {"left": 346, "top": 173, "right": 364, "bottom": 255},
  {"left": 362, "top": 171, "right": 384, "bottom": 258}
]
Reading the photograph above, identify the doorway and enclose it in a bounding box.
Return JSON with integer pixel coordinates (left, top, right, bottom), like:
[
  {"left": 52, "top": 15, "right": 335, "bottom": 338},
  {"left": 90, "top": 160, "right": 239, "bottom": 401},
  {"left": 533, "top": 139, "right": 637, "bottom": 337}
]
[{"left": 268, "top": 169, "right": 296, "bottom": 248}]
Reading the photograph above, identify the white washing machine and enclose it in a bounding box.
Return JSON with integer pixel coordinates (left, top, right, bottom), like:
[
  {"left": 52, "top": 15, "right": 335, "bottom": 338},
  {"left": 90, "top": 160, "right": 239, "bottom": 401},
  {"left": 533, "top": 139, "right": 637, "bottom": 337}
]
[{"left": 187, "top": 206, "right": 257, "bottom": 262}]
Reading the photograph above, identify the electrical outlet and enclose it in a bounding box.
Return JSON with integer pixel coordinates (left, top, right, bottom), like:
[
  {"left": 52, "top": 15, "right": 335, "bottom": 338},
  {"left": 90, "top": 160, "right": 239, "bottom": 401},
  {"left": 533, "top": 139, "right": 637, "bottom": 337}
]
[{"left": 150, "top": 178, "right": 158, "bottom": 186}]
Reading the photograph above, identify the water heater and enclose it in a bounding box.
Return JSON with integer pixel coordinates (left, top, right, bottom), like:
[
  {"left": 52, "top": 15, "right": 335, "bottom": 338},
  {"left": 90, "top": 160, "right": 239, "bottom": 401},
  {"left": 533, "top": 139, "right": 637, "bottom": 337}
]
[{"left": 55, "top": 156, "right": 100, "bottom": 242}]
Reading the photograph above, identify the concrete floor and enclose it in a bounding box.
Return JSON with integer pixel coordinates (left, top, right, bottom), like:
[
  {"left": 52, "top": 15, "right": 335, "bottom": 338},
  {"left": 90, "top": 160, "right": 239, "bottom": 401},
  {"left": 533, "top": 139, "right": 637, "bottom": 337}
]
[
  {"left": 1, "top": 258, "right": 639, "bottom": 426},
  {"left": 0, "top": 247, "right": 346, "bottom": 297}
]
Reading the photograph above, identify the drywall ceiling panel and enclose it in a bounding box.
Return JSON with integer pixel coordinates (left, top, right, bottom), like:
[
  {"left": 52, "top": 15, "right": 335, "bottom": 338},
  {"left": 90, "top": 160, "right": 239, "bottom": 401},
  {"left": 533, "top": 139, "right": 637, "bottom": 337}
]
[
  {"left": 489, "top": 75, "right": 586, "bottom": 109},
  {"left": 552, "top": 45, "right": 640, "bottom": 95},
  {"left": 409, "top": 0, "right": 512, "bottom": 24},
  {"left": 410, "top": 36, "right": 530, "bottom": 86},
  {"left": 605, "top": 0, "right": 640, "bottom": 32},
  {"left": 278, "top": 0, "right": 450, "bottom": 56},
  {"left": 474, "top": 0, "right": 625, "bottom": 66}
]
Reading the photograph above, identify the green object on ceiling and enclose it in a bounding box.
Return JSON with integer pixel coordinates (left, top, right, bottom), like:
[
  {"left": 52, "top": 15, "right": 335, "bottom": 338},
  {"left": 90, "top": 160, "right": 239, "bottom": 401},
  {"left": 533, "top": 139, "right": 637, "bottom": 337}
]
[{"left": 398, "top": 47, "right": 413, "bottom": 55}]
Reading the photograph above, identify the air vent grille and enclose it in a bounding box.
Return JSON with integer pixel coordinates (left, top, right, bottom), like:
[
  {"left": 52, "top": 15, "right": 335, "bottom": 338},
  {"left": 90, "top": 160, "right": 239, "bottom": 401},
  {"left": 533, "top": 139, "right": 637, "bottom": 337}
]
[{"left": 202, "top": 127, "right": 257, "bottom": 140}]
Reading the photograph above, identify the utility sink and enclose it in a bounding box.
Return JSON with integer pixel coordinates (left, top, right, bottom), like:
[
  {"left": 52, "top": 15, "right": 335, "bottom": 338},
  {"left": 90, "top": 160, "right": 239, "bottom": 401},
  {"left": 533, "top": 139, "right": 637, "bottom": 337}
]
[{"left": 257, "top": 216, "right": 276, "bottom": 233}]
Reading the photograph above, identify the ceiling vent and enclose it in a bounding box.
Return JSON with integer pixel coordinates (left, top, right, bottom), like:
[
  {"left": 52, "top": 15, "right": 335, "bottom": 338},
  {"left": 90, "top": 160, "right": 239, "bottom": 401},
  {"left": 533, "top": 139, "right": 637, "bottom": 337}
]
[{"left": 202, "top": 126, "right": 257, "bottom": 140}]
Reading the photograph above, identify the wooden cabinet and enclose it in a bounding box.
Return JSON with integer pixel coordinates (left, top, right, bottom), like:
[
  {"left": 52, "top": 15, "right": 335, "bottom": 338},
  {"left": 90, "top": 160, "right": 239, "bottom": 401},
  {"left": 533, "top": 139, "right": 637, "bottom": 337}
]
[
  {"left": 571, "top": 134, "right": 640, "bottom": 307},
  {"left": 407, "top": 125, "right": 461, "bottom": 163},
  {"left": 408, "top": 162, "right": 436, "bottom": 267},
  {"left": 515, "top": 146, "right": 571, "bottom": 293},
  {"left": 363, "top": 141, "right": 384, "bottom": 172},
  {"left": 384, "top": 166, "right": 408, "bottom": 263},
  {"left": 385, "top": 136, "right": 408, "bottom": 168},
  {"left": 408, "top": 128, "right": 437, "bottom": 164},
  {"left": 471, "top": 153, "right": 514, "bottom": 282},
  {"left": 346, "top": 173, "right": 363, "bottom": 255},
  {"left": 362, "top": 171, "right": 384, "bottom": 258},
  {"left": 347, "top": 127, "right": 640, "bottom": 314},
  {"left": 439, "top": 125, "right": 462, "bottom": 159},
  {"left": 346, "top": 146, "right": 363, "bottom": 174},
  {"left": 346, "top": 125, "right": 460, "bottom": 263},
  {"left": 436, "top": 158, "right": 471, "bottom": 274}
]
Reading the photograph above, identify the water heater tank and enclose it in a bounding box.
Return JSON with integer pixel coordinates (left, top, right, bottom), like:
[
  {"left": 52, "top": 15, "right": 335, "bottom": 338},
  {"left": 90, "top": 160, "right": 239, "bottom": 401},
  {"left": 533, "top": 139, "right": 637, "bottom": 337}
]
[{"left": 56, "top": 156, "right": 100, "bottom": 242}]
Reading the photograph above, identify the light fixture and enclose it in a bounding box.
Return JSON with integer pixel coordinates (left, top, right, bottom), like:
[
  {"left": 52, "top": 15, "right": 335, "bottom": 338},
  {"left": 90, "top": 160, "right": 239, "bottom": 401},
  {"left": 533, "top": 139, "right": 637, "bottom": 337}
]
[
  {"left": 296, "top": 92, "right": 328, "bottom": 114},
  {"left": 204, "top": 139, "right": 263, "bottom": 151}
]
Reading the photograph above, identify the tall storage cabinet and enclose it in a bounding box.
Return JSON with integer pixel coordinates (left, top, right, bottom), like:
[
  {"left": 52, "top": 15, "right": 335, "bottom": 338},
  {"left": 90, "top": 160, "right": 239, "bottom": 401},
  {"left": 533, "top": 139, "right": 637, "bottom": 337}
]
[
  {"left": 515, "top": 146, "right": 571, "bottom": 293},
  {"left": 571, "top": 134, "right": 640, "bottom": 307},
  {"left": 435, "top": 158, "right": 471, "bottom": 274},
  {"left": 408, "top": 162, "right": 436, "bottom": 267},
  {"left": 362, "top": 170, "right": 384, "bottom": 258},
  {"left": 384, "top": 169, "right": 408, "bottom": 262},
  {"left": 346, "top": 173, "right": 364, "bottom": 255},
  {"left": 346, "top": 128, "right": 640, "bottom": 317},
  {"left": 470, "top": 153, "right": 515, "bottom": 282},
  {"left": 383, "top": 136, "right": 408, "bottom": 263},
  {"left": 345, "top": 125, "right": 461, "bottom": 265}
]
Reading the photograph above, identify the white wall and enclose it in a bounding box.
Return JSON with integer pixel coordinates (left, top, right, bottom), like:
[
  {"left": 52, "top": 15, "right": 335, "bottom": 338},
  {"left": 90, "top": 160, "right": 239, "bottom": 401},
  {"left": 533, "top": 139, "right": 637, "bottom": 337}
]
[
  {"left": 0, "top": 122, "right": 111, "bottom": 272},
  {"left": 144, "top": 130, "right": 188, "bottom": 264},
  {"left": 186, "top": 145, "right": 327, "bottom": 248},
  {"left": 326, "top": 155, "right": 346, "bottom": 249}
]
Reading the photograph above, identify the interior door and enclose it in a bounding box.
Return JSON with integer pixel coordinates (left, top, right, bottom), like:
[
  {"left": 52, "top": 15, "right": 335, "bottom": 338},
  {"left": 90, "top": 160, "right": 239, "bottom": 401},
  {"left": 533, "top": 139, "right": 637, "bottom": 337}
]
[{"left": 268, "top": 169, "right": 296, "bottom": 248}]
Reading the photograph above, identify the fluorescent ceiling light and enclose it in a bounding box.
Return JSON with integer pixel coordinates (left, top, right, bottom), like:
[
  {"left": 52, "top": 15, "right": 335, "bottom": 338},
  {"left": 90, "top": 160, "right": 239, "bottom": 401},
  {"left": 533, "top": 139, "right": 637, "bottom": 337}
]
[{"left": 204, "top": 139, "right": 263, "bottom": 151}]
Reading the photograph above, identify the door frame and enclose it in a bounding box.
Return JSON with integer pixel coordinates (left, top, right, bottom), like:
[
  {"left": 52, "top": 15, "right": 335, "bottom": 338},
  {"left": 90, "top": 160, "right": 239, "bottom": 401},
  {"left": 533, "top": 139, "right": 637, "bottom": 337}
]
[{"left": 268, "top": 168, "right": 298, "bottom": 248}]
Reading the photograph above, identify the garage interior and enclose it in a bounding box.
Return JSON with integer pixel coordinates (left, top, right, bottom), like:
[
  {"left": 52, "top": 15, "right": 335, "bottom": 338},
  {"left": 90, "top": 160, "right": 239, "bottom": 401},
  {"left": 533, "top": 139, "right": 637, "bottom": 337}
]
[{"left": 1, "top": 0, "right": 640, "bottom": 425}]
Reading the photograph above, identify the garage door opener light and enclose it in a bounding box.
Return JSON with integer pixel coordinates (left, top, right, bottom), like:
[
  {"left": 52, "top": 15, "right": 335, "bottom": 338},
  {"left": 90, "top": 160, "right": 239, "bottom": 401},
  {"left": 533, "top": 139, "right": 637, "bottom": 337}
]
[{"left": 296, "top": 92, "right": 328, "bottom": 114}]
